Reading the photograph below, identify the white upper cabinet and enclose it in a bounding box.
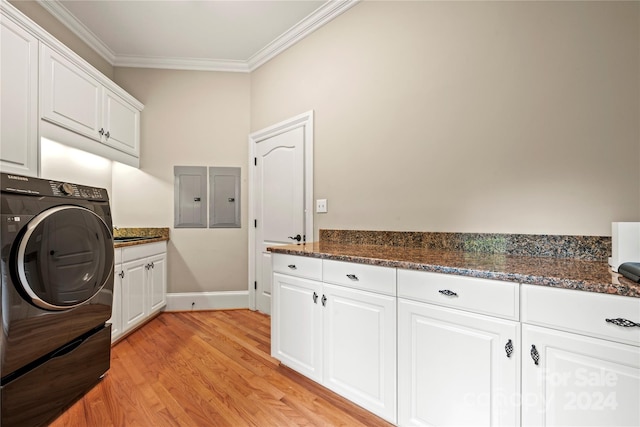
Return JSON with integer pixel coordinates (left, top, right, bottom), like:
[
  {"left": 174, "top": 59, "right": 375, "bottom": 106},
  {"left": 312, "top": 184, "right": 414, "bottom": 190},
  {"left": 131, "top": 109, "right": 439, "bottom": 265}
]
[
  {"left": 103, "top": 89, "right": 140, "bottom": 157},
  {"left": 40, "top": 44, "right": 103, "bottom": 141},
  {"left": 0, "top": 15, "right": 39, "bottom": 177},
  {"left": 40, "top": 44, "right": 141, "bottom": 163},
  {"left": 1, "top": 2, "right": 143, "bottom": 173}
]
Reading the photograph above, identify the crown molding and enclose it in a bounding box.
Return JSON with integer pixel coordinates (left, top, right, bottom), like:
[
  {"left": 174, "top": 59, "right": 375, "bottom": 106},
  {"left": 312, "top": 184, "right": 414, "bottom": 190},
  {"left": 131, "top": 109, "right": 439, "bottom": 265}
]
[
  {"left": 113, "top": 55, "right": 250, "bottom": 73},
  {"left": 34, "top": 0, "right": 360, "bottom": 73},
  {"left": 36, "top": 0, "right": 116, "bottom": 64},
  {"left": 247, "top": 0, "right": 359, "bottom": 71}
]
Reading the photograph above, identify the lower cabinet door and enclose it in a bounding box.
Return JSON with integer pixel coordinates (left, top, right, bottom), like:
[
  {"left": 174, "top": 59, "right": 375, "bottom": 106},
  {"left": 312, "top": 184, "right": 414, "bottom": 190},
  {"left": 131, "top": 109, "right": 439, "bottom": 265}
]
[
  {"left": 148, "top": 253, "right": 167, "bottom": 313},
  {"left": 522, "top": 324, "right": 640, "bottom": 427},
  {"left": 109, "top": 261, "right": 123, "bottom": 342},
  {"left": 121, "top": 258, "right": 146, "bottom": 331},
  {"left": 398, "top": 299, "right": 520, "bottom": 427},
  {"left": 272, "top": 272, "right": 323, "bottom": 382},
  {"left": 323, "top": 284, "right": 397, "bottom": 424}
]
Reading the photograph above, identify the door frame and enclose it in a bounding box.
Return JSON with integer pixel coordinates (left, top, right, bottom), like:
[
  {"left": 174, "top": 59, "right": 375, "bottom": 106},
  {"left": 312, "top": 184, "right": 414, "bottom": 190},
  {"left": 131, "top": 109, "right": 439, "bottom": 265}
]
[{"left": 248, "top": 110, "right": 314, "bottom": 311}]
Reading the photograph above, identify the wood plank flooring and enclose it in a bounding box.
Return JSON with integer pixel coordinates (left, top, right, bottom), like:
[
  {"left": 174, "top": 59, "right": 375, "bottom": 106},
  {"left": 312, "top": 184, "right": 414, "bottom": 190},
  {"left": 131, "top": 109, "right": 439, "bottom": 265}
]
[{"left": 49, "top": 310, "right": 393, "bottom": 426}]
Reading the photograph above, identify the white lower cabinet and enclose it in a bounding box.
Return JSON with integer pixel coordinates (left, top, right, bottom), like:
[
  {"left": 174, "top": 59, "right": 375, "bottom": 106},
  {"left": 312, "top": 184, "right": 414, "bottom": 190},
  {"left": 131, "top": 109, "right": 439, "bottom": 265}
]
[
  {"left": 272, "top": 255, "right": 397, "bottom": 424},
  {"left": 273, "top": 255, "right": 640, "bottom": 427},
  {"left": 521, "top": 284, "right": 640, "bottom": 427},
  {"left": 323, "top": 283, "right": 396, "bottom": 422},
  {"left": 110, "top": 242, "right": 167, "bottom": 343},
  {"left": 521, "top": 324, "right": 640, "bottom": 427},
  {"left": 121, "top": 256, "right": 147, "bottom": 331},
  {"left": 272, "top": 272, "right": 323, "bottom": 382},
  {"left": 397, "top": 269, "right": 520, "bottom": 427}
]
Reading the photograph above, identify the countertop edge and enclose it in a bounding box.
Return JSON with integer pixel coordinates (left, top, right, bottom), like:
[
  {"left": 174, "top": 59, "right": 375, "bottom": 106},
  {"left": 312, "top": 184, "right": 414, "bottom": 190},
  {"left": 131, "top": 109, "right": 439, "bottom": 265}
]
[
  {"left": 114, "top": 237, "right": 169, "bottom": 248},
  {"left": 268, "top": 245, "right": 639, "bottom": 298}
]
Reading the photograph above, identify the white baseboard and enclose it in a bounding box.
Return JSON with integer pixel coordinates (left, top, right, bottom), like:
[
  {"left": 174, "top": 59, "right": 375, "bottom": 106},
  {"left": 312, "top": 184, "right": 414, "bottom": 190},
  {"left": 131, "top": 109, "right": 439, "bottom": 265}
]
[{"left": 165, "top": 291, "right": 249, "bottom": 311}]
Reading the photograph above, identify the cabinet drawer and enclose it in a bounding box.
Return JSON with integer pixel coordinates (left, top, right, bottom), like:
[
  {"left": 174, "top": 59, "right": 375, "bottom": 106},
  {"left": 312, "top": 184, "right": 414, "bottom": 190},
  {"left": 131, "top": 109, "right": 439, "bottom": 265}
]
[
  {"left": 322, "top": 260, "right": 396, "bottom": 296},
  {"left": 522, "top": 284, "right": 640, "bottom": 346},
  {"left": 122, "top": 241, "right": 167, "bottom": 262},
  {"left": 272, "top": 254, "right": 322, "bottom": 281},
  {"left": 397, "top": 269, "right": 519, "bottom": 320}
]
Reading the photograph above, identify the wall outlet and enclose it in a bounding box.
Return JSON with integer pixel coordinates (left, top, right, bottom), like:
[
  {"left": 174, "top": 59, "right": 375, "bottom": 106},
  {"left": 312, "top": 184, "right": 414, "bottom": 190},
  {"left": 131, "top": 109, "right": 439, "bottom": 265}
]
[{"left": 316, "top": 199, "right": 328, "bottom": 213}]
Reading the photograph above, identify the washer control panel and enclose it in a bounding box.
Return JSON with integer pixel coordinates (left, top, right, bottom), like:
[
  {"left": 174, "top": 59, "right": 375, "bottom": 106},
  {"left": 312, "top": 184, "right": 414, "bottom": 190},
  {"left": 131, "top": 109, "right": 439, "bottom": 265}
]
[{"left": 1, "top": 173, "right": 108, "bottom": 201}]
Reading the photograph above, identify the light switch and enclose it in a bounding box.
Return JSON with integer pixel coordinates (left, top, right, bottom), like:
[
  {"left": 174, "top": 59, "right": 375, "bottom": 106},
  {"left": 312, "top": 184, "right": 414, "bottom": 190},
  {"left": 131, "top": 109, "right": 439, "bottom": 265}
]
[{"left": 316, "top": 199, "right": 328, "bottom": 213}]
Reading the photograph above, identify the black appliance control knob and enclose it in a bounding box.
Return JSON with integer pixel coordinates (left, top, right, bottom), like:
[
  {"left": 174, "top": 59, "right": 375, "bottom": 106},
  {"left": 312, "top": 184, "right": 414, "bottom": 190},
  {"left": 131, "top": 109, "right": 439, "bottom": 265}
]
[{"left": 59, "top": 183, "right": 74, "bottom": 195}]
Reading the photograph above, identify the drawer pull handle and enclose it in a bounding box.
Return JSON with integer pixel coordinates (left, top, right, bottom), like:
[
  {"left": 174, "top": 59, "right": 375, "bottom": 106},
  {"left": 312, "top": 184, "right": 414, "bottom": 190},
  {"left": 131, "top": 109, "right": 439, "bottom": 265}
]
[
  {"left": 530, "top": 344, "right": 540, "bottom": 365},
  {"left": 606, "top": 318, "right": 640, "bottom": 328},
  {"left": 287, "top": 264, "right": 297, "bottom": 270},
  {"left": 312, "top": 292, "right": 318, "bottom": 304},
  {"left": 346, "top": 274, "right": 359, "bottom": 281},
  {"left": 505, "top": 339, "right": 513, "bottom": 358},
  {"left": 118, "top": 271, "right": 124, "bottom": 279},
  {"left": 438, "top": 289, "right": 458, "bottom": 297},
  {"left": 321, "top": 295, "right": 327, "bottom": 306}
]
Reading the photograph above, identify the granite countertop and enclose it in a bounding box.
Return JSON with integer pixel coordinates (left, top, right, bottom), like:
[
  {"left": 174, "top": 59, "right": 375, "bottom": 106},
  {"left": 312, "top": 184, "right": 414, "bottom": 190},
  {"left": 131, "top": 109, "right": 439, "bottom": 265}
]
[
  {"left": 113, "top": 227, "right": 170, "bottom": 248},
  {"left": 268, "top": 241, "right": 640, "bottom": 298}
]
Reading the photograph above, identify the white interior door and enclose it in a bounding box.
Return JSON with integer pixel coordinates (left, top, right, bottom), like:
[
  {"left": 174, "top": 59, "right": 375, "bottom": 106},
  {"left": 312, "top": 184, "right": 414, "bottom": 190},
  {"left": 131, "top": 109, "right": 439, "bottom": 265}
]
[{"left": 249, "top": 111, "right": 314, "bottom": 315}]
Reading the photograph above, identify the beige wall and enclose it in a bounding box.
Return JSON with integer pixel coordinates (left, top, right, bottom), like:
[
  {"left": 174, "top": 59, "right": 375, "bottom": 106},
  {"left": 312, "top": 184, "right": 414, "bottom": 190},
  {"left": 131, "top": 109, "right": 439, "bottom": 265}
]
[
  {"left": 9, "top": 0, "right": 114, "bottom": 78},
  {"left": 111, "top": 68, "right": 250, "bottom": 293},
  {"left": 251, "top": 0, "right": 640, "bottom": 237}
]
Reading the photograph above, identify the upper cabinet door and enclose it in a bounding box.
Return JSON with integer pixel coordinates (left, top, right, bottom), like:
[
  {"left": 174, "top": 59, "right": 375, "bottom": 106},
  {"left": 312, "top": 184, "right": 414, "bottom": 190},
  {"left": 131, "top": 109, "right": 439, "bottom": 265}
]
[
  {"left": 103, "top": 89, "right": 140, "bottom": 156},
  {"left": 0, "top": 18, "right": 38, "bottom": 177},
  {"left": 40, "top": 44, "right": 103, "bottom": 142}
]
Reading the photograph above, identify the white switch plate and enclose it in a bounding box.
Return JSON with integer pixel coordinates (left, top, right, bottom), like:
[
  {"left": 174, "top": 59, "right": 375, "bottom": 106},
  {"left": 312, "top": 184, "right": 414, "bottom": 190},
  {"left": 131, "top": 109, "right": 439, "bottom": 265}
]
[{"left": 316, "top": 199, "right": 328, "bottom": 213}]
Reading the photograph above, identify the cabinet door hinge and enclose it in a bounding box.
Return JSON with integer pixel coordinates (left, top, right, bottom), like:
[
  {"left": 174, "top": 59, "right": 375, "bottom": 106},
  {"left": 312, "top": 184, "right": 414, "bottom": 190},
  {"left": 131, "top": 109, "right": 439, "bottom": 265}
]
[{"left": 254, "top": 281, "right": 257, "bottom": 290}]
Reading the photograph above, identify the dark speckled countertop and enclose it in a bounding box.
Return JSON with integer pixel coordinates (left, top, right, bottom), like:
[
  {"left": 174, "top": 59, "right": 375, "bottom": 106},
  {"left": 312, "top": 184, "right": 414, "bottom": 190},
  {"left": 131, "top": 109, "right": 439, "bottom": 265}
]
[
  {"left": 113, "top": 227, "right": 170, "bottom": 248},
  {"left": 268, "top": 241, "right": 640, "bottom": 298}
]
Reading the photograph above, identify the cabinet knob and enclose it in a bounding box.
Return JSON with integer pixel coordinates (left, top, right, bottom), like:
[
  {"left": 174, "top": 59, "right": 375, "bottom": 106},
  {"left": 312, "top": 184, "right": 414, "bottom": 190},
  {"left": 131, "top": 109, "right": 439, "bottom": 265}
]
[
  {"left": 346, "top": 274, "right": 359, "bottom": 281},
  {"left": 99, "top": 128, "right": 105, "bottom": 136},
  {"left": 312, "top": 292, "right": 318, "bottom": 304},
  {"left": 105, "top": 131, "right": 110, "bottom": 139},
  {"left": 605, "top": 318, "right": 640, "bottom": 328},
  {"left": 288, "top": 264, "right": 297, "bottom": 270},
  {"left": 321, "top": 295, "right": 327, "bottom": 307}
]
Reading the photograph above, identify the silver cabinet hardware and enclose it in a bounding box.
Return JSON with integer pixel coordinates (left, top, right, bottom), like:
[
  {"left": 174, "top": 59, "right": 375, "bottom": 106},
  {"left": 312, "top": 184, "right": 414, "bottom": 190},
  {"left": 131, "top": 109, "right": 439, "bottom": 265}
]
[
  {"left": 505, "top": 339, "right": 513, "bottom": 358},
  {"left": 530, "top": 344, "right": 540, "bottom": 365},
  {"left": 438, "top": 289, "right": 458, "bottom": 297},
  {"left": 606, "top": 318, "right": 640, "bottom": 328}
]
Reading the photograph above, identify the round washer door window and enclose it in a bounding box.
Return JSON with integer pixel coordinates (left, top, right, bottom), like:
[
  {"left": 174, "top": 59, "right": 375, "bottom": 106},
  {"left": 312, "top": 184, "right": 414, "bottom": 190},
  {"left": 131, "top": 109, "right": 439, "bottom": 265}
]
[{"left": 15, "top": 205, "right": 114, "bottom": 310}]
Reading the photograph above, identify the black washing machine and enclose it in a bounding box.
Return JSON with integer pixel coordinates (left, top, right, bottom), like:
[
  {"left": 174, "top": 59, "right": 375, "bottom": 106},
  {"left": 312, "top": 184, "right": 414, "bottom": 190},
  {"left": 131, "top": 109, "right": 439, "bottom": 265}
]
[{"left": 0, "top": 173, "right": 114, "bottom": 426}]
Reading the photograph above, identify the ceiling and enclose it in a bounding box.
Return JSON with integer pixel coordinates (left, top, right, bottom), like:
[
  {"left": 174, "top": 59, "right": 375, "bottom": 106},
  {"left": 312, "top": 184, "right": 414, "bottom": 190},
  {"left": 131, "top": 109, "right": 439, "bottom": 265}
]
[{"left": 37, "top": 0, "right": 358, "bottom": 72}]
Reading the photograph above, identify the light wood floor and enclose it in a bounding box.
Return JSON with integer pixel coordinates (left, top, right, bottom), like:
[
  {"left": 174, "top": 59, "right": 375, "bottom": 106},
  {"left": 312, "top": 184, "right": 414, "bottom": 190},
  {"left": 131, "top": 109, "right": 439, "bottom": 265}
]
[{"left": 50, "top": 310, "right": 393, "bottom": 426}]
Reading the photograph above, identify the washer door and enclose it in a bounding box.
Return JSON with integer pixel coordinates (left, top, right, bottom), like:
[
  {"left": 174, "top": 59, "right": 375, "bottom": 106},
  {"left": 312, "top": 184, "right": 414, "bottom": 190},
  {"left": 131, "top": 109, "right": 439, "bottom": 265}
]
[{"left": 15, "top": 205, "right": 114, "bottom": 310}]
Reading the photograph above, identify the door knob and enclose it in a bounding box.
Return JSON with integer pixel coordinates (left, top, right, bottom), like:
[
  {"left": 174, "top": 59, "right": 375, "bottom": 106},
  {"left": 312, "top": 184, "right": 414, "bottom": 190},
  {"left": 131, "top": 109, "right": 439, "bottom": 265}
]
[{"left": 288, "top": 234, "right": 302, "bottom": 242}]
